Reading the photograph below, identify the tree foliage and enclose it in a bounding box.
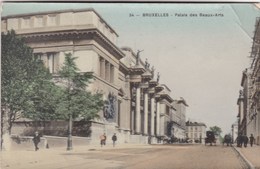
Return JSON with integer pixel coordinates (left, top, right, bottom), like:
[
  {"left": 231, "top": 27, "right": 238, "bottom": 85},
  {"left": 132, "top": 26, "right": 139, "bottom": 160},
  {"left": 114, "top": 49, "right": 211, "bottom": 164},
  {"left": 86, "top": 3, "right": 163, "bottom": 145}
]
[
  {"left": 1, "top": 30, "right": 103, "bottom": 137},
  {"left": 1, "top": 30, "right": 60, "bottom": 133},
  {"left": 209, "top": 126, "right": 222, "bottom": 136},
  {"left": 56, "top": 53, "right": 103, "bottom": 120}
]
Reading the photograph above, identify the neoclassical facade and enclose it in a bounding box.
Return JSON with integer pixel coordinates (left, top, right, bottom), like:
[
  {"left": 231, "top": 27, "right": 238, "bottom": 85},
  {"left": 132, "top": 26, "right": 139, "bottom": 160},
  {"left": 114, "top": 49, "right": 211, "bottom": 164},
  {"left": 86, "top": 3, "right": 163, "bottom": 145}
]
[
  {"left": 185, "top": 121, "right": 207, "bottom": 143},
  {"left": 2, "top": 8, "right": 187, "bottom": 145}
]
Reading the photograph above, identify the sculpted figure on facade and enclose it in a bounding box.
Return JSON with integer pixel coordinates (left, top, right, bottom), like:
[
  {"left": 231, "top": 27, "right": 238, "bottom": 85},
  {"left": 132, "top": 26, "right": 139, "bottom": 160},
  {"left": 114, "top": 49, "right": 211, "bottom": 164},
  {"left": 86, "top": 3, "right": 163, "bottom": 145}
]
[
  {"left": 145, "top": 58, "right": 150, "bottom": 69},
  {"left": 151, "top": 66, "right": 155, "bottom": 79},
  {"left": 136, "top": 50, "right": 143, "bottom": 66},
  {"left": 157, "top": 72, "right": 160, "bottom": 83},
  {"left": 239, "top": 90, "right": 243, "bottom": 98},
  {"left": 103, "top": 92, "right": 117, "bottom": 119}
]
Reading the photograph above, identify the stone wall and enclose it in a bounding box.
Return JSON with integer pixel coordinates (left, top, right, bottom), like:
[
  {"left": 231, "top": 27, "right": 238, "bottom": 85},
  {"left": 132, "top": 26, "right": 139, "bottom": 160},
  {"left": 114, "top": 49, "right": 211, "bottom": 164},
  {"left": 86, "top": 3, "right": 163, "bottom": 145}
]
[{"left": 11, "top": 120, "right": 92, "bottom": 137}]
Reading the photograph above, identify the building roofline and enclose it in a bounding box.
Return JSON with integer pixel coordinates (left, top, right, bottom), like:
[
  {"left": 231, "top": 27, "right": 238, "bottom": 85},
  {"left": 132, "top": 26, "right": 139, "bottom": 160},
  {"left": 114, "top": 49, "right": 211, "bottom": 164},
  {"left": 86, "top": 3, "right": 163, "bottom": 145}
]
[
  {"left": 161, "top": 84, "right": 171, "bottom": 92},
  {"left": 186, "top": 121, "right": 207, "bottom": 127},
  {"left": 2, "top": 8, "right": 119, "bottom": 37}
]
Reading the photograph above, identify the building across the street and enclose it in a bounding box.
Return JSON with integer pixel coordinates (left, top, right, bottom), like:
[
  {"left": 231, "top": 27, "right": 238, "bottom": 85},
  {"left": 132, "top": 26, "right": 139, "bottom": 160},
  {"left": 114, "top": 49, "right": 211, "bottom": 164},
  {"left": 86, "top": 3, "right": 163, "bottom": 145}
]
[
  {"left": 237, "top": 17, "right": 260, "bottom": 145},
  {"left": 1, "top": 8, "right": 188, "bottom": 147},
  {"left": 186, "top": 121, "right": 207, "bottom": 143}
]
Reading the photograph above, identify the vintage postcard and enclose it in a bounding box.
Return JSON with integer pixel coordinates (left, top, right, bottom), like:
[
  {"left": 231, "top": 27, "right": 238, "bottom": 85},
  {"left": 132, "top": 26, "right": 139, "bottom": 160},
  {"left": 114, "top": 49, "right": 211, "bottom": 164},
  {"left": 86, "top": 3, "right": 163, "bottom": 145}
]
[{"left": 1, "top": 2, "right": 260, "bottom": 169}]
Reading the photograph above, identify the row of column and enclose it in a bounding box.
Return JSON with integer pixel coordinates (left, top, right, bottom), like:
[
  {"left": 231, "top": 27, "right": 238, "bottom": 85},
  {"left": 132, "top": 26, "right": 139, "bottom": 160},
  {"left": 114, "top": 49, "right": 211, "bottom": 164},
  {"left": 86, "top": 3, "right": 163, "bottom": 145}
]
[
  {"left": 100, "top": 57, "right": 114, "bottom": 83},
  {"left": 135, "top": 85, "right": 160, "bottom": 136}
]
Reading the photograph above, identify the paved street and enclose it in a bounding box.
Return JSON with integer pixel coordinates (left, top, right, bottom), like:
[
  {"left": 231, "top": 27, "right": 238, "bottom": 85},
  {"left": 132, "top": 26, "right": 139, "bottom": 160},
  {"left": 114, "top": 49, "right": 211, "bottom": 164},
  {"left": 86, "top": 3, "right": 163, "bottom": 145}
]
[{"left": 1, "top": 144, "right": 248, "bottom": 169}]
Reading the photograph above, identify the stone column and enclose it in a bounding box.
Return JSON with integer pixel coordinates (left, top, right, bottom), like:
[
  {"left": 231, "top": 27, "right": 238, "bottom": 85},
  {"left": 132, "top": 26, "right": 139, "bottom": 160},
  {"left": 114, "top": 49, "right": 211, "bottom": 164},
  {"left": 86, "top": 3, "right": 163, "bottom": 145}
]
[
  {"left": 150, "top": 97, "right": 155, "bottom": 136},
  {"left": 42, "top": 53, "right": 48, "bottom": 68},
  {"left": 100, "top": 58, "right": 105, "bottom": 79},
  {"left": 144, "top": 91, "right": 148, "bottom": 135},
  {"left": 105, "top": 61, "right": 110, "bottom": 82},
  {"left": 156, "top": 101, "right": 160, "bottom": 136},
  {"left": 135, "top": 86, "right": 141, "bottom": 134}
]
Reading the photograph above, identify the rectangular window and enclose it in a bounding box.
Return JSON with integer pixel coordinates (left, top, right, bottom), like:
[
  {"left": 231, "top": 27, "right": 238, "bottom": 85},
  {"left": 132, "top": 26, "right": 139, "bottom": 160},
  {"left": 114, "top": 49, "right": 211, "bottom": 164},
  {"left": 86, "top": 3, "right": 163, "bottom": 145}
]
[
  {"left": 34, "top": 53, "right": 43, "bottom": 60},
  {"left": 194, "top": 133, "right": 198, "bottom": 139}
]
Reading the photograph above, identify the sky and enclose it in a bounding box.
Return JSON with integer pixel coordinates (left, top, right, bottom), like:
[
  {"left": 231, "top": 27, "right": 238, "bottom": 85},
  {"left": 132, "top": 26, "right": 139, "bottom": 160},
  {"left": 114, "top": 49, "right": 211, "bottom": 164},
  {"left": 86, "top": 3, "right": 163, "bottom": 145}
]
[{"left": 2, "top": 2, "right": 260, "bottom": 135}]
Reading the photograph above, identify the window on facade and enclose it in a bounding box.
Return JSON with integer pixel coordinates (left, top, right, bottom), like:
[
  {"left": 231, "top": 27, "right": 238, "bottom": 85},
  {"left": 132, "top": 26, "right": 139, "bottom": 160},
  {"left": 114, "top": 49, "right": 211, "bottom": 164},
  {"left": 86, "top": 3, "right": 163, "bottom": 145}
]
[
  {"left": 195, "top": 127, "right": 197, "bottom": 131},
  {"left": 34, "top": 53, "right": 43, "bottom": 60},
  {"left": 194, "top": 133, "right": 198, "bottom": 139},
  {"left": 190, "top": 127, "right": 193, "bottom": 131}
]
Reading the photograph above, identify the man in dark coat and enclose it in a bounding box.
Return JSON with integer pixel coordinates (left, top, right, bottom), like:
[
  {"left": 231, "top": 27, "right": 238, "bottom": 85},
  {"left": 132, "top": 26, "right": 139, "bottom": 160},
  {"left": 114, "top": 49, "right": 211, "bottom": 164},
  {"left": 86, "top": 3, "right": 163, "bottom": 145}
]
[
  {"left": 243, "top": 135, "right": 249, "bottom": 148},
  {"left": 32, "top": 131, "right": 41, "bottom": 151},
  {"left": 236, "top": 134, "right": 243, "bottom": 148},
  {"left": 112, "top": 133, "right": 117, "bottom": 147},
  {"left": 249, "top": 134, "right": 255, "bottom": 147}
]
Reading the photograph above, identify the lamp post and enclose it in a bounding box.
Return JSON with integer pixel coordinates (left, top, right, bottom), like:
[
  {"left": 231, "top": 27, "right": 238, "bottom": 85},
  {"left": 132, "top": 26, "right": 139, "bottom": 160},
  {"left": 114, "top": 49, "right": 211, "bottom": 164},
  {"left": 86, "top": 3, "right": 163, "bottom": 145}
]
[
  {"left": 67, "top": 84, "right": 73, "bottom": 151},
  {"left": 67, "top": 113, "right": 73, "bottom": 150}
]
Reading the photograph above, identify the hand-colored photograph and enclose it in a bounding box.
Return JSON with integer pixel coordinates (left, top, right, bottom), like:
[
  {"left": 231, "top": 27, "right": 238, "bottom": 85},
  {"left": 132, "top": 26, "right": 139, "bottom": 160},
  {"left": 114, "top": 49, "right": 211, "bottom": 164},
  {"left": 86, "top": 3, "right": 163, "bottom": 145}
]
[{"left": 1, "top": 2, "right": 260, "bottom": 169}]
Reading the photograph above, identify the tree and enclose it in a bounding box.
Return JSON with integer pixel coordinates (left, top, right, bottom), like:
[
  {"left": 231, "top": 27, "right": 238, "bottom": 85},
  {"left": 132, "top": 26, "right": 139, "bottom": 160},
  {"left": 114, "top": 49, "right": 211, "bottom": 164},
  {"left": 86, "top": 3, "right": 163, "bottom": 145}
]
[
  {"left": 56, "top": 53, "right": 103, "bottom": 150},
  {"left": 1, "top": 30, "right": 59, "bottom": 150},
  {"left": 209, "top": 126, "right": 222, "bottom": 136}
]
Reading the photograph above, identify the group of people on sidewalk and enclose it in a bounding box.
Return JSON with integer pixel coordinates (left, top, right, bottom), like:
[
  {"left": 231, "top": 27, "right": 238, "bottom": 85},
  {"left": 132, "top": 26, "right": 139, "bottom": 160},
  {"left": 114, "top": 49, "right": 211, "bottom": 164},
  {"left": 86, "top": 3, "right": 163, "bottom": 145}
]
[
  {"left": 236, "top": 133, "right": 255, "bottom": 148},
  {"left": 100, "top": 133, "right": 117, "bottom": 147}
]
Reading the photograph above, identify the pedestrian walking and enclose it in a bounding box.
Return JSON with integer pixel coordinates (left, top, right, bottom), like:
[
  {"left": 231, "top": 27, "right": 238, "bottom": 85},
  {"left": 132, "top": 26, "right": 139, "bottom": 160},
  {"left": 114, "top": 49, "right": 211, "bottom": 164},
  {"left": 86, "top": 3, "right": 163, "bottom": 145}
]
[
  {"left": 112, "top": 133, "right": 117, "bottom": 147},
  {"left": 249, "top": 134, "right": 255, "bottom": 147},
  {"left": 100, "top": 133, "right": 106, "bottom": 147},
  {"left": 243, "top": 135, "right": 248, "bottom": 148},
  {"left": 32, "top": 131, "right": 41, "bottom": 151}
]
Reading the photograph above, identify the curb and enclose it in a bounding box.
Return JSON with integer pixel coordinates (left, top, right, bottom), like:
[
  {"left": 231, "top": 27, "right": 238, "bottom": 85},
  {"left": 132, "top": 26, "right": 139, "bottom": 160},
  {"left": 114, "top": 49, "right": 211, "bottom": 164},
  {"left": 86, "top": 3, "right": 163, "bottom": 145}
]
[{"left": 232, "top": 146, "right": 255, "bottom": 169}]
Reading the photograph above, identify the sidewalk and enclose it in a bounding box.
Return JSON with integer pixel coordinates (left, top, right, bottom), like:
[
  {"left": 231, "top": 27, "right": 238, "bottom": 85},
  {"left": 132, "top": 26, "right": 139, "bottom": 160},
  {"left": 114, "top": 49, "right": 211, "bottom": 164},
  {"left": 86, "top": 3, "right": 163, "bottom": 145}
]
[
  {"left": 233, "top": 144, "right": 260, "bottom": 169},
  {"left": 0, "top": 143, "right": 153, "bottom": 169}
]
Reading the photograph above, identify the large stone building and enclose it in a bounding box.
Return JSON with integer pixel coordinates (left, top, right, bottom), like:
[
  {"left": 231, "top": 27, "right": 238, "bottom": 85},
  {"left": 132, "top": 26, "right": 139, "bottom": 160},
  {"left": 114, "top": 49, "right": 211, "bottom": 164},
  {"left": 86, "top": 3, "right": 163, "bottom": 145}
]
[
  {"left": 171, "top": 98, "right": 188, "bottom": 140},
  {"left": 185, "top": 121, "right": 207, "bottom": 143},
  {"left": 2, "top": 8, "right": 187, "bottom": 146},
  {"left": 237, "top": 17, "right": 260, "bottom": 145}
]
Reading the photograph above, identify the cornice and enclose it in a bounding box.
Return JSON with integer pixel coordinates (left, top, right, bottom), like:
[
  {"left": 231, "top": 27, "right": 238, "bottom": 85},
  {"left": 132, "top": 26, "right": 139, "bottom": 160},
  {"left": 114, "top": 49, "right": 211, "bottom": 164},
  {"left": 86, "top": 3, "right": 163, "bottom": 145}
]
[{"left": 19, "top": 28, "right": 125, "bottom": 60}]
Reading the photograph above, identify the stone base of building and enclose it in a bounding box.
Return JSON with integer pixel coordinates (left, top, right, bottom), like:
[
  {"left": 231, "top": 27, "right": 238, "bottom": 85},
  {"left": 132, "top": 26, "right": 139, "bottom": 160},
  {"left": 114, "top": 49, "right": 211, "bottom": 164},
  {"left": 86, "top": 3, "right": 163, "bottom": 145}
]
[{"left": 9, "top": 120, "right": 154, "bottom": 150}]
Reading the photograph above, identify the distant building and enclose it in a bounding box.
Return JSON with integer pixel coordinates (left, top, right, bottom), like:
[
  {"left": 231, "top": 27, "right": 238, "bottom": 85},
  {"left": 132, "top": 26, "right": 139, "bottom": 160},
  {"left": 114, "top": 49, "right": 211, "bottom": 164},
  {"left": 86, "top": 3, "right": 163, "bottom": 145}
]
[
  {"left": 186, "top": 121, "right": 207, "bottom": 143},
  {"left": 171, "top": 98, "right": 188, "bottom": 140}
]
